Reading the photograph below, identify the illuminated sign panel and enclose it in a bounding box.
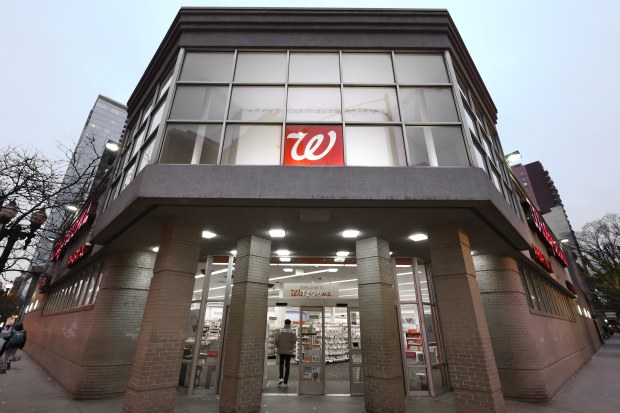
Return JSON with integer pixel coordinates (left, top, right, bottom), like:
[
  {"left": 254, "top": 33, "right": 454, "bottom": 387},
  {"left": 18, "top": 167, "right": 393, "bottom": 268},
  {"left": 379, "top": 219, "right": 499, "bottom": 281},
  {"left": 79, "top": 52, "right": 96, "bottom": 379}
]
[
  {"left": 284, "top": 126, "right": 344, "bottom": 166},
  {"left": 522, "top": 202, "right": 568, "bottom": 267},
  {"left": 51, "top": 203, "right": 95, "bottom": 262},
  {"left": 67, "top": 244, "right": 93, "bottom": 267},
  {"left": 531, "top": 244, "right": 552, "bottom": 272}
]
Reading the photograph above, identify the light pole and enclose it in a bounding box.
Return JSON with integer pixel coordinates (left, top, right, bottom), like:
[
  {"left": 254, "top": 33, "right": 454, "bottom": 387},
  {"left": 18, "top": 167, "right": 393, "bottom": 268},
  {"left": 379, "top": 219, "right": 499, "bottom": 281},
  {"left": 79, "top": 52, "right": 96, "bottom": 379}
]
[{"left": 0, "top": 200, "right": 48, "bottom": 275}]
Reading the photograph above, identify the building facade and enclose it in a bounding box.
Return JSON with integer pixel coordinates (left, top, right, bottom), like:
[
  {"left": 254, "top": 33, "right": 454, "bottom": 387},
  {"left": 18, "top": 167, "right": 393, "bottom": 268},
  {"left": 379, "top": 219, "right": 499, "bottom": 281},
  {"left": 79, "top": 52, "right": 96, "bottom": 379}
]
[{"left": 23, "top": 8, "right": 600, "bottom": 413}]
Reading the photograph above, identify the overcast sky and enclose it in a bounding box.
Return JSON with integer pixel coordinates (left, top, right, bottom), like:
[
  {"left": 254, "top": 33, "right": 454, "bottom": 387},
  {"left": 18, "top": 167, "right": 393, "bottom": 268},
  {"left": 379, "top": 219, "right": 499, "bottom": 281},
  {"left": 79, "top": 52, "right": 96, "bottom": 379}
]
[{"left": 1, "top": 0, "right": 618, "bottom": 231}]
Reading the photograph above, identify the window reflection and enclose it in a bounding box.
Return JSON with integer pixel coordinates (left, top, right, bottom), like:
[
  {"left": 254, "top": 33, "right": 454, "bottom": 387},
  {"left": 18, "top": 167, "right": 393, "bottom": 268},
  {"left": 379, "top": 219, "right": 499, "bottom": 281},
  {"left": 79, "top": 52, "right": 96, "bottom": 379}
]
[
  {"left": 170, "top": 86, "right": 228, "bottom": 120},
  {"left": 234, "top": 52, "right": 287, "bottom": 83},
  {"left": 343, "top": 87, "right": 400, "bottom": 122},
  {"left": 221, "top": 125, "right": 281, "bottom": 165},
  {"left": 228, "top": 87, "right": 285, "bottom": 122},
  {"left": 160, "top": 124, "right": 223, "bottom": 164},
  {"left": 180, "top": 52, "right": 234, "bottom": 82},
  {"left": 345, "top": 126, "right": 406, "bottom": 166},
  {"left": 400, "top": 87, "right": 458, "bottom": 123},
  {"left": 342, "top": 53, "right": 394, "bottom": 84},
  {"left": 394, "top": 54, "right": 449, "bottom": 84},
  {"left": 287, "top": 87, "right": 341, "bottom": 121},
  {"left": 289, "top": 53, "right": 340, "bottom": 83},
  {"left": 406, "top": 126, "right": 468, "bottom": 167}
]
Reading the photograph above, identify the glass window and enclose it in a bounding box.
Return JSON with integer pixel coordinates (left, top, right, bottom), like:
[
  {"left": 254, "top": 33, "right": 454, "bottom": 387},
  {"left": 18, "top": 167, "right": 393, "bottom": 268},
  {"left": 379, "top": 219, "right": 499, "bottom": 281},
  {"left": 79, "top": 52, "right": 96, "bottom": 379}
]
[
  {"left": 228, "top": 87, "right": 285, "bottom": 122},
  {"left": 221, "top": 125, "right": 281, "bottom": 165},
  {"left": 465, "top": 109, "right": 477, "bottom": 138},
  {"left": 472, "top": 143, "right": 487, "bottom": 171},
  {"left": 490, "top": 167, "right": 502, "bottom": 192},
  {"left": 345, "top": 126, "right": 406, "bottom": 166},
  {"left": 397, "top": 265, "right": 417, "bottom": 301},
  {"left": 141, "top": 95, "right": 155, "bottom": 125},
  {"left": 394, "top": 54, "right": 449, "bottom": 84},
  {"left": 170, "top": 86, "right": 228, "bottom": 120},
  {"left": 160, "top": 124, "right": 223, "bottom": 164},
  {"left": 137, "top": 138, "right": 156, "bottom": 172},
  {"left": 122, "top": 162, "right": 136, "bottom": 190},
  {"left": 287, "top": 87, "right": 341, "bottom": 122},
  {"left": 180, "top": 52, "right": 234, "bottom": 82},
  {"left": 400, "top": 87, "right": 458, "bottom": 123},
  {"left": 342, "top": 53, "right": 394, "bottom": 84},
  {"left": 406, "top": 126, "right": 468, "bottom": 167},
  {"left": 148, "top": 103, "right": 165, "bottom": 136},
  {"left": 289, "top": 53, "right": 340, "bottom": 83},
  {"left": 343, "top": 87, "right": 400, "bottom": 122},
  {"left": 131, "top": 128, "right": 146, "bottom": 158},
  {"left": 234, "top": 52, "right": 287, "bottom": 83},
  {"left": 159, "top": 71, "right": 173, "bottom": 99}
]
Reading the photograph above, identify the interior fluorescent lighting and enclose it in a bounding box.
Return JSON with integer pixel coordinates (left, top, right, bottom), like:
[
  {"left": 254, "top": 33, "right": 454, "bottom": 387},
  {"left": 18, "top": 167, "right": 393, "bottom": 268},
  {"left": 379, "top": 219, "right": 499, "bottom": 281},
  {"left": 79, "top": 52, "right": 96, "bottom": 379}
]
[
  {"left": 269, "top": 229, "right": 286, "bottom": 238},
  {"left": 279, "top": 257, "right": 291, "bottom": 262},
  {"left": 336, "top": 251, "right": 350, "bottom": 257},
  {"left": 339, "top": 287, "right": 358, "bottom": 291},
  {"left": 202, "top": 230, "right": 217, "bottom": 239},
  {"left": 334, "top": 258, "right": 345, "bottom": 262},
  {"left": 283, "top": 268, "right": 294, "bottom": 273},
  {"left": 397, "top": 271, "right": 413, "bottom": 276},
  {"left": 269, "top": 268, "right": 338, "bottom": 281},
  {"left": 323, "top": 278, "right": 358, "bottom": 284},
  {"left": 339, "top": 294, "right": 358, "bottom": 297},
  {"left": 151, "top": 246, "right": 159, "bottom": 252},
  {"left": 341, "top": 229, "right": 360, "bottom": 238},
  {"left": 408, "top": 233, "right": 428, "bottom": 242},
  {"left": 276, "top": 249, "right": 290, "bottom": 256}
]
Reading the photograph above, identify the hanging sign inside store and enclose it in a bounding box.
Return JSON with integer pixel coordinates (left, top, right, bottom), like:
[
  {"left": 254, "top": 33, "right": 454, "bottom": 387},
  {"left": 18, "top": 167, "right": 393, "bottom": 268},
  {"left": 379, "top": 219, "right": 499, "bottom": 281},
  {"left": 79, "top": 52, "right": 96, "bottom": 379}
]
[
  {"left": 51, "top": 202, "right": 96, "bottom": 262},
  {"left": 283, "top": 126, "right": 344, "bottom": 166},
  {"left": 530, "top": 244, "right": 552, "bottom": 272},
  {"left": 522, "top": 202, "right": 568, "bottom": 267},
  {"left": 283, "top": 283, "right": 337, "bottom": 298}
]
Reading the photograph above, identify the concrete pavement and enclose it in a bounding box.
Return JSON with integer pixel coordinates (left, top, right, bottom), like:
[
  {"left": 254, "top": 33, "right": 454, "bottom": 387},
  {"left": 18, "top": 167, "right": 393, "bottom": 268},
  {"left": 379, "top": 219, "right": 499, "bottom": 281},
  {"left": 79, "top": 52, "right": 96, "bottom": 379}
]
[{"left": 1, "top": 336, "right": 619, "bottom": 412}]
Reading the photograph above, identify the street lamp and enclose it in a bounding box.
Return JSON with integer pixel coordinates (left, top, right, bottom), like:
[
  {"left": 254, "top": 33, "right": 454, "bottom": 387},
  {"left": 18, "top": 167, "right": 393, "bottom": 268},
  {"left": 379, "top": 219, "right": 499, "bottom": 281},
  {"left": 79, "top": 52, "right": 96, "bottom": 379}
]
[
  {"left": 504, "top": 150, "right": 522, "bottom": 164},
  {"left": 0, "top": 201, "right": 48, "bottom": 275}
]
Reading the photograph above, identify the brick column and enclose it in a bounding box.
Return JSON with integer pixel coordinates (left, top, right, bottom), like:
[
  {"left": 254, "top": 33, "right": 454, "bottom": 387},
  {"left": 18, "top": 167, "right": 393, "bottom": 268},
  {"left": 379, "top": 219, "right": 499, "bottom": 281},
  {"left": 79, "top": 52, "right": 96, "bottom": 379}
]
[
  {"left": 428, "top": 223, "right": 505, "bottom": 413},
  {"left": 356, "top": 237, "right": 405, "bottom": 413},
  {"left": 122, "top": 218, "right": 201, "bottom": 413},
  {"left": 220, "top": 236, "right": 271, "bottom": 413},
  {"left": 473, "top": 255, "right": 546, "bottom": 399}
]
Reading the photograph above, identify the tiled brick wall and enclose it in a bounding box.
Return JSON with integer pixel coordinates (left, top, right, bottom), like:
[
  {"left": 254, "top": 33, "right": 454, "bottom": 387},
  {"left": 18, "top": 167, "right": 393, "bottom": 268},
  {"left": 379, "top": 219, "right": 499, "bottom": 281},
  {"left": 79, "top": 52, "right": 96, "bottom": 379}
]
[
  {"left": 474, "top": 254, "right": 596, "bottom": 401},
  {"left": 356, "top": 237, "right": 406, "bottom": 413},
  {"left": 24, "top": 250, "right": 156, "bottom": 398}
]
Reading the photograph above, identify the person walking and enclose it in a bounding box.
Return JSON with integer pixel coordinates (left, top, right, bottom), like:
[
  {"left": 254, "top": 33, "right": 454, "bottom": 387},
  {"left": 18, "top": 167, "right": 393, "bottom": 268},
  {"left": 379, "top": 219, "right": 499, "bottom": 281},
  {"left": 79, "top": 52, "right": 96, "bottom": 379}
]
[
  {"left": 2, "top": 323, "right": 26, "bottom": 370},
  {"left": 275, "top": 319, "right": 297, "bottom": 388}
]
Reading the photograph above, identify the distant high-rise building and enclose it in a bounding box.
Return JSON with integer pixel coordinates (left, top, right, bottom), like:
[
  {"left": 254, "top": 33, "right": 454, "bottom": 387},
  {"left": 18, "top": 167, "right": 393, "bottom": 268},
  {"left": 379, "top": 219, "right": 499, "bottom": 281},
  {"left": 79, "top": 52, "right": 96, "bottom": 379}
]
[{"left": 31, "top": 95, "right": 127, "bottom": 267}]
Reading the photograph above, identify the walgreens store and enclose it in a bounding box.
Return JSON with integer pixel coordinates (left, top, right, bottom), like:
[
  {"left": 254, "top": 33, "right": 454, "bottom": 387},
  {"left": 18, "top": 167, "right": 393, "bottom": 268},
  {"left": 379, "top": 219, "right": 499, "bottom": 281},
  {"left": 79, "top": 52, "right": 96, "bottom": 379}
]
[{"left": 24, "top": 8, "right": 599, "bottom": 413}]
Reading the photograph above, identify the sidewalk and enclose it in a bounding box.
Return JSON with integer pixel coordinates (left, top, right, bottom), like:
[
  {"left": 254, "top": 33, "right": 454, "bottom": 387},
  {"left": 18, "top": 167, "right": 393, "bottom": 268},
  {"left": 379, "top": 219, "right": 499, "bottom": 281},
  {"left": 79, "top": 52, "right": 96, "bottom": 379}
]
[{"left": 1, "top": 336, "right": 619, "bottom": 413}]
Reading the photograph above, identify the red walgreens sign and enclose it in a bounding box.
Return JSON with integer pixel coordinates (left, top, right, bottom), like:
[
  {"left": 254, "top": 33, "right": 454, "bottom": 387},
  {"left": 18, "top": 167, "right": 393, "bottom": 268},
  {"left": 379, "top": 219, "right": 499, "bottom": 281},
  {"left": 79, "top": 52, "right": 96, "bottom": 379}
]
[{"left": 284, "top": 126, "right": 344, "bottom": 166}]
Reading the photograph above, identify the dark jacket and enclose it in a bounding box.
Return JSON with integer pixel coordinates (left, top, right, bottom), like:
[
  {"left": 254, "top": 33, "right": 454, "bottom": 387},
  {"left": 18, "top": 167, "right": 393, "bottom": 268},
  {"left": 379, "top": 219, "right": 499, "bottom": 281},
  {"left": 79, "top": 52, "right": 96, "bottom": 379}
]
[
  {"left": 6, "top": 329, "right": 26, "bottom": 349},
  {"left": 276, "top": 326, "right": 297, "bottom": 355}
]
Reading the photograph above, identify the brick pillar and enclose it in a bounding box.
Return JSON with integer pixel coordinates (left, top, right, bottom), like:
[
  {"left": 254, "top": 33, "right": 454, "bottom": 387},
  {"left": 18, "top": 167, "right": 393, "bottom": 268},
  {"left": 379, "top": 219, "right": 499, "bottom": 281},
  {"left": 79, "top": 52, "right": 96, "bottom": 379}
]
[
  {"left": 356, "top": 237, "right": 405, "bottom": 413},
  {"left": 220, "top": 236, "right": 271, "bottom": 413},
  {"left": 428, "top": 223, "right": 505, "bottom": 413},
  {"left": 473, "top": 254, "right": 547, "bottom": 399},
  {"left": 122, "top": 219, "right": 201, "bottom": 413}
]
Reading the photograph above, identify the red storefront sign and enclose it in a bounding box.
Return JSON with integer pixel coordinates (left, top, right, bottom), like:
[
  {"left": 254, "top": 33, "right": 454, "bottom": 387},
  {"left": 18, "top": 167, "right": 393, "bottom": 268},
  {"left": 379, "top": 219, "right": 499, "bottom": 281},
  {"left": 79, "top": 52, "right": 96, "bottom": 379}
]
[
  {"left": 284, "top": 126, "right": 344, "bottom": 166},
  {"left": 522, "top": 202, "right": 568, "bottom": 267},
  {"left": 51, "top": 203, "right": 95, "bottom": 262},
  {"left": 67, "top": 244, "right": 93, "bottom": 267},
  {"left": 531, "top": 244, "right": 553, "bottom": 272}
]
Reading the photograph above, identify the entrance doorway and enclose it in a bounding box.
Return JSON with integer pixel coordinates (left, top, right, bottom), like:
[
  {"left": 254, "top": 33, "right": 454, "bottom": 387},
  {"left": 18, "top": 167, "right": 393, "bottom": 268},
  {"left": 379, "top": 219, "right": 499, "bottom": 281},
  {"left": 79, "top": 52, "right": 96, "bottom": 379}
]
[{"left": 263, "top": 304, "right": 362, "bottom": 395}]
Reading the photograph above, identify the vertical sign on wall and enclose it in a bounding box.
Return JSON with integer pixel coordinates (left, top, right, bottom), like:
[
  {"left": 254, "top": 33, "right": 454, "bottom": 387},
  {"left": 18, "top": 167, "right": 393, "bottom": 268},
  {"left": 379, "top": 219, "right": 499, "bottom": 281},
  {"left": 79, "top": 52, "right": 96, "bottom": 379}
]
[{"left": 284, "top": 125, "right": 344, "bottom": 166}]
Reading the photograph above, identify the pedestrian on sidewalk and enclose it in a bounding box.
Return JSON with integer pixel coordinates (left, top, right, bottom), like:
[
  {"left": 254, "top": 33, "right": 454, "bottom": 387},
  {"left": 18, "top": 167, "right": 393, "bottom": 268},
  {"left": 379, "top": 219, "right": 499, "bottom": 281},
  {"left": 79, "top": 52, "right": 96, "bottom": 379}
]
[
  {"left": 1, "top": 323, "right": 26, "bottom": 370},
  {"left": 275, "top": 319, "right": 297, "bottom": 388}
]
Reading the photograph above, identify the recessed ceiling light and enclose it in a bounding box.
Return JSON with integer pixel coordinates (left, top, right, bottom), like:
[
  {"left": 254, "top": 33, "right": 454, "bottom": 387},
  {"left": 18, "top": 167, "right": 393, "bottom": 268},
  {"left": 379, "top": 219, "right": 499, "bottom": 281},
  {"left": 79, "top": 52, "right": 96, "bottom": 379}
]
[
  {"left": 279, "top": 257, "right": 291, "bottom": 262},
  {"left": 342, "top": 229, "right": 360, "bottom": 238},
  {"left": 269, "top": 229, "right": 286, "bottom": 238},
  {"left": 283, "top": 268, "right": 294, "bottom": 273},
  {"left": 231, "top": 250, "right": 237, "bottom": 256},
  {"left": 276, "top": 249, "right": 290, "bottom": 256},
  {"left": 202, "top": 230, "right": 217, "bottom": 239},
  {"left": 408, "top": 233, "right": 428, "bottom": 242},
  {"left": 336, "top": 251, "right": 350, "bottom": 257},
  {"left": 334, "top": 258, "right": 345, "bottom": 262},
  {"left": 151, "top": 246, "right": 159, "bottom": 252},
  {"left": 389, "top": 251, "right": 394, "bottom": 255}
]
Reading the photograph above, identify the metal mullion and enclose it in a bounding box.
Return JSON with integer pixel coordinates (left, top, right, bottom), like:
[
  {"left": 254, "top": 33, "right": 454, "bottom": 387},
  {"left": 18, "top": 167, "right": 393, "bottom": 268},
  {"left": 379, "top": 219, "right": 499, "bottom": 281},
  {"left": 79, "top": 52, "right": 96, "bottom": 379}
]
[
  {"left": 392, "top": 50, "right": 411, "bottom": 167},
  {"left": 413, "top": 258, "right": 435, "bottom": 395},
  {"left": 445, "top": 51, "right": 475, "bottom": 168},
  {"left": 403, "top": 122, "right": 461, "bottom": 127},
  {"left": 166, "top": 119, "right": 225, "bottom": 125},
  {"left": 281, "top": 51, "right": 290, "bottom": 166},
  {"left": 216, "top": 50, "right": 237, "bottom": 165}
]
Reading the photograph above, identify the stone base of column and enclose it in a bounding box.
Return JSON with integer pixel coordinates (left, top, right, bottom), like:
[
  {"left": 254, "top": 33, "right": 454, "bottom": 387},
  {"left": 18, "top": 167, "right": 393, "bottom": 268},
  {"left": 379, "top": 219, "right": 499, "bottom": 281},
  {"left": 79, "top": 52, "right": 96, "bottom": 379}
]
[{"left": 123, "top": 387, "right": 176, "bottom": 413}]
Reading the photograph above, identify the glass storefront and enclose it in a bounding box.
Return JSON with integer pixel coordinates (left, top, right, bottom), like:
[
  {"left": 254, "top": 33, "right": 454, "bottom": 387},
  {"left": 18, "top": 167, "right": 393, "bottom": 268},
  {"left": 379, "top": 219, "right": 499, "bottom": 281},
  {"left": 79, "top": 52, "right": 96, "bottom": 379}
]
[{"left": 396, "top": 259, "right": 449, "bottom": 396}]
